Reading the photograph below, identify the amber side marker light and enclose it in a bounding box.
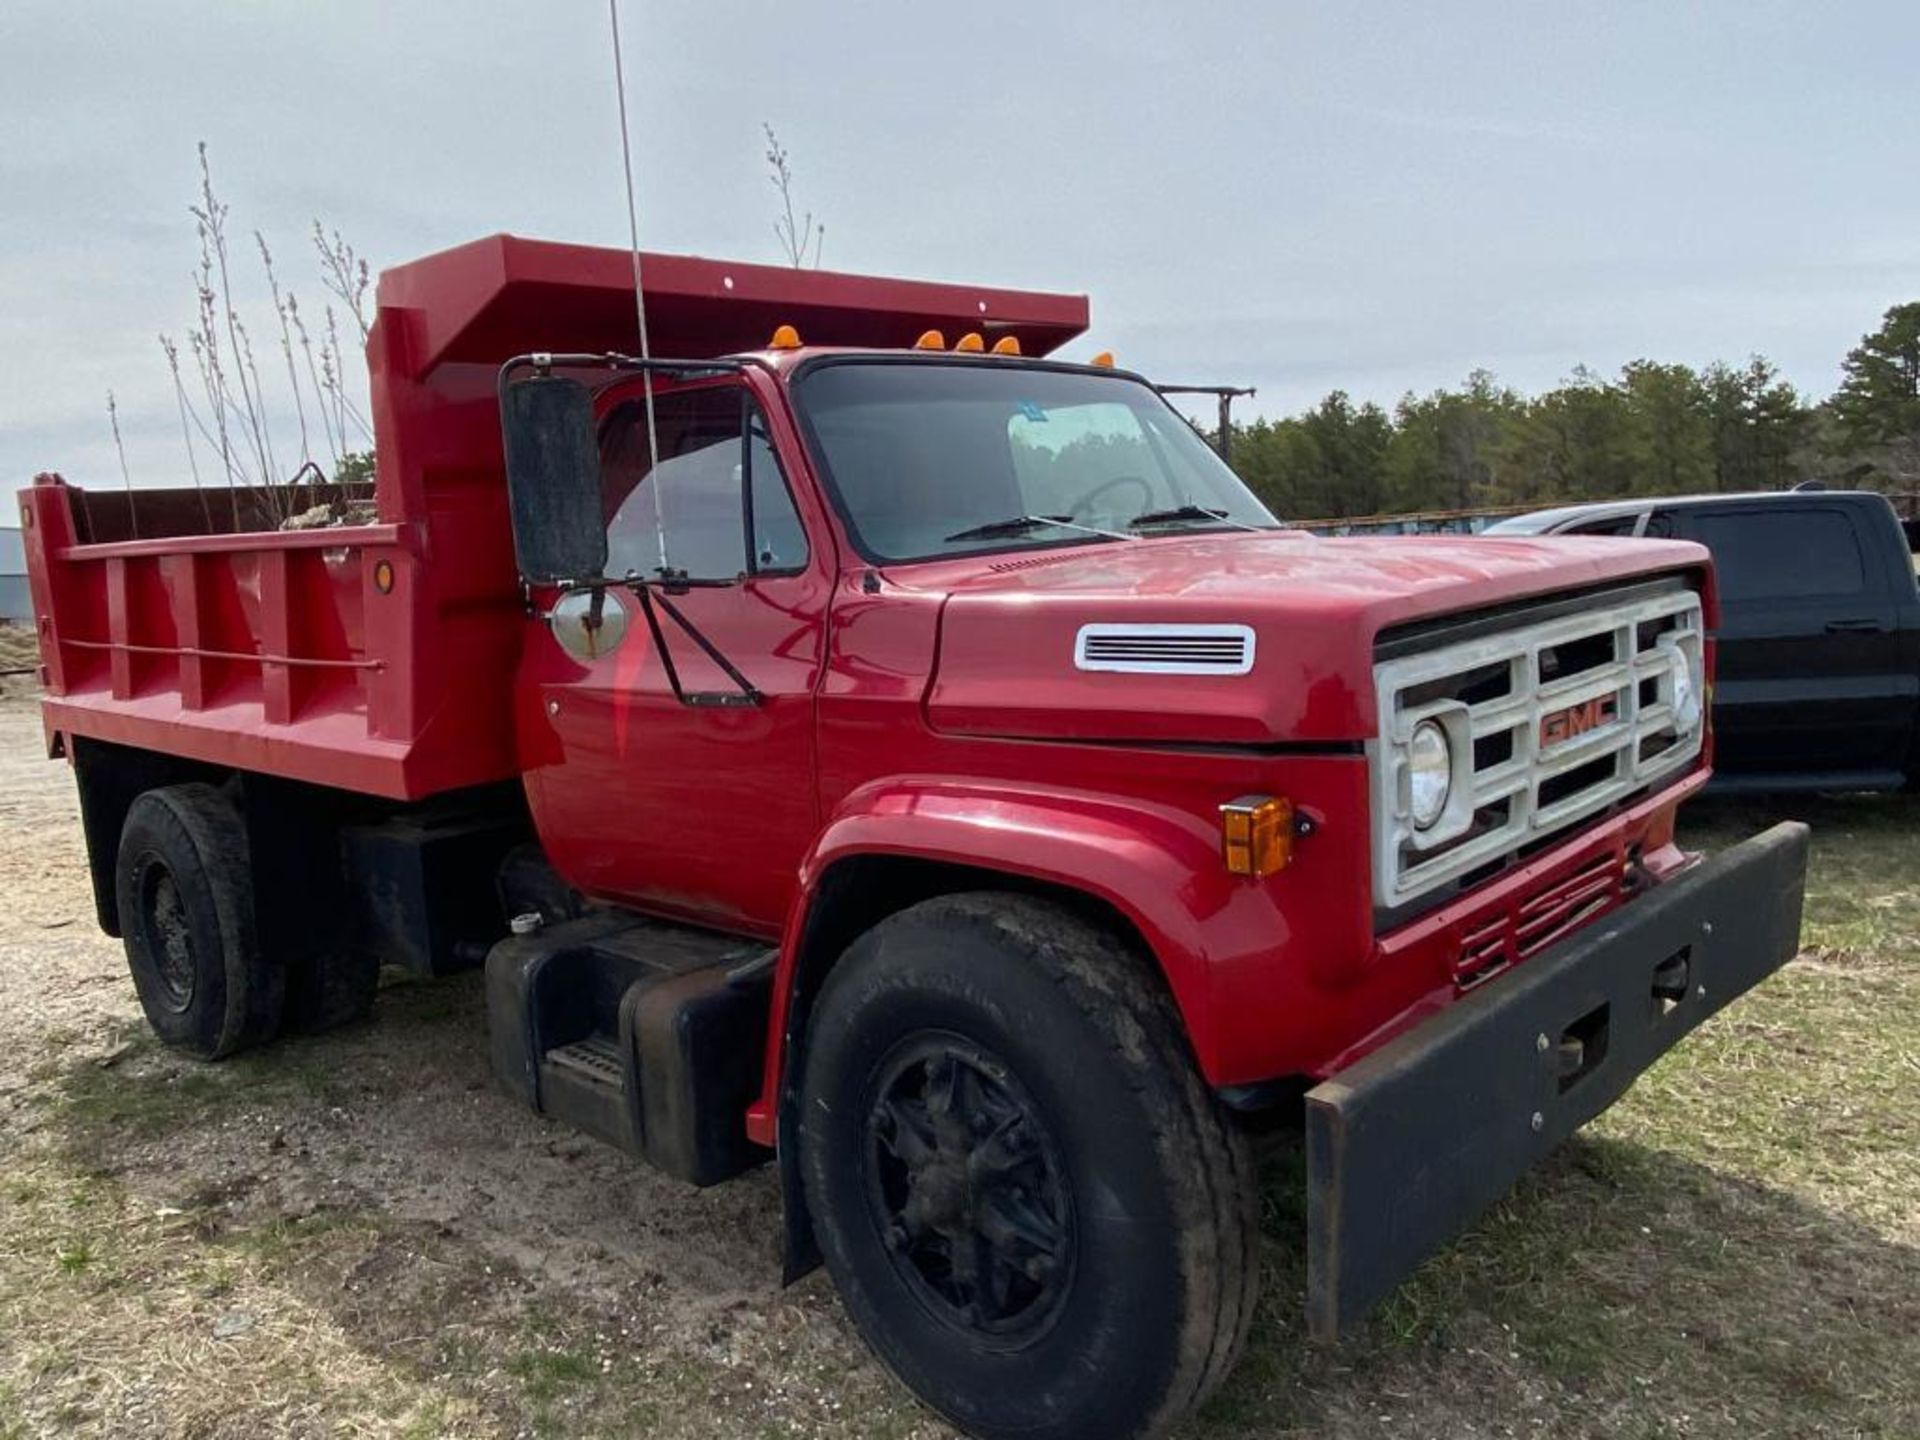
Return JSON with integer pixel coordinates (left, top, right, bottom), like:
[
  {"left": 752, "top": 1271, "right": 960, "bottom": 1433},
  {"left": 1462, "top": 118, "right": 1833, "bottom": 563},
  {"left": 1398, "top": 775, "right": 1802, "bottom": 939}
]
[
  {"left": 372, "top": 559, "right": 395, "bottom": 594},
  {"left": 1221, "top": 794, "right": 1295, "bottom": 876}
]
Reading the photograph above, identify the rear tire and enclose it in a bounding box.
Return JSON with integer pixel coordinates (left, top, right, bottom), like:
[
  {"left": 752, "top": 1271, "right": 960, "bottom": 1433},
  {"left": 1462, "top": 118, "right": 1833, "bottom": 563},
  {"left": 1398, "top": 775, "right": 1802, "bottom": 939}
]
[
  {"left": 798, "top": 893, "right": 1258, "bottom": 1440},
  {"left": 116, "top": 784, "right": 283, "bottom": 1059}
]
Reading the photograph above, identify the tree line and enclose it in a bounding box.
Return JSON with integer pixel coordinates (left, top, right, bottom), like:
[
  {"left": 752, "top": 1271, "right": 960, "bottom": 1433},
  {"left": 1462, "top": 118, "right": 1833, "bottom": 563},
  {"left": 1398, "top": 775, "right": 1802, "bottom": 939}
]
[{"left": 1214, "top": 302, "right": 1920, "bottom": 521}]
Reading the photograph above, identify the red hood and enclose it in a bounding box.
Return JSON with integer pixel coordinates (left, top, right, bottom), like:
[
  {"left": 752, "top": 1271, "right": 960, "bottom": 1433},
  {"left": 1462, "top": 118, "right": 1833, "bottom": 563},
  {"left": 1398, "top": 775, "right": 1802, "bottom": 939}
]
[{"left": 921, "top": 530, "right": 1711, "bottom": 744}]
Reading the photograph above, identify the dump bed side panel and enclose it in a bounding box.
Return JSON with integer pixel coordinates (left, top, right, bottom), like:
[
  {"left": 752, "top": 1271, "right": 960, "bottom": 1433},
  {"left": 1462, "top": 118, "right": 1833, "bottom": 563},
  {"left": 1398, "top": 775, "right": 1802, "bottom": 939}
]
[{"left": 21, "top": 470, "right": 522, "bottom": 800}]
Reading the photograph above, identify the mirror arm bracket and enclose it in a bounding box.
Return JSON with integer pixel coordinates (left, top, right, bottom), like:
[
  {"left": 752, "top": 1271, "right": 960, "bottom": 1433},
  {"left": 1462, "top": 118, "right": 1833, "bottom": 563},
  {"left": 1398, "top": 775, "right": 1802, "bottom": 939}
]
[{"left": 630, "top": 581, "right": 764, "bottom": 709}]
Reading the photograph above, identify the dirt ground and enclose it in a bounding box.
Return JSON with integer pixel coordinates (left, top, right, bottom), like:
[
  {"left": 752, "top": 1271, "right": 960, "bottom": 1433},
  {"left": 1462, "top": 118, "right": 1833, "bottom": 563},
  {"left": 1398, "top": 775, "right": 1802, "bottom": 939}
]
[
  {"left": 0, "top": 625, "right": 39, "bottom": 674},
  {"left": 1, "top": 678, "right": 1916, "bottom": 1438}
]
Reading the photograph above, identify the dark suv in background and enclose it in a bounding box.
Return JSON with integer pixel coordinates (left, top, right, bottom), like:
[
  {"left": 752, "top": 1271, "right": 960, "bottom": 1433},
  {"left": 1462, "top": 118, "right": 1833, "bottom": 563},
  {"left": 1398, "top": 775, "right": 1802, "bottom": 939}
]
[{"left": 1488, "top": 491, "right": 1919, "bottom": 792}]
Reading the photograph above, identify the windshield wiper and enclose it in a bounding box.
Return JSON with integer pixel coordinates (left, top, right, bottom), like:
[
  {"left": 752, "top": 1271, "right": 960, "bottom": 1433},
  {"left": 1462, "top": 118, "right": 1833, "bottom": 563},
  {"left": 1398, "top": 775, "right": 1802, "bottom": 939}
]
[
  {"left": 1127, "top": 504, "right": 1267, "bottom": 533},
  {"left": 944, "top": 513, "right": 1136, "bottom": 543}
]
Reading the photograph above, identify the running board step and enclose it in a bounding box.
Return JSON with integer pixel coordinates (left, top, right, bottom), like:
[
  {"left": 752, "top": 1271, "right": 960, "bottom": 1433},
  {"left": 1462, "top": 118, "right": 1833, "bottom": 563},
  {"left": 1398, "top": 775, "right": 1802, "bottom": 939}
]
[
  {"left": 546, "top": 1034, "right": 624, "bottom": 1084},
  {"left": 486, "top": 912, "right": 775, "bottom": 1185},
  {"left": 539, "top": 1033, "right": 631, "bottom": 1147}
]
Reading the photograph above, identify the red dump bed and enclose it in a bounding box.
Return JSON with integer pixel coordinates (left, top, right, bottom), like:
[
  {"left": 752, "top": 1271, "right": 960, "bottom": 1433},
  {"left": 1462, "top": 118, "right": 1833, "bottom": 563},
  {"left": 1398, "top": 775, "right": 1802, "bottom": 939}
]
[{"left": 20, "top": 235, "right": 1089, "bottom": 798}]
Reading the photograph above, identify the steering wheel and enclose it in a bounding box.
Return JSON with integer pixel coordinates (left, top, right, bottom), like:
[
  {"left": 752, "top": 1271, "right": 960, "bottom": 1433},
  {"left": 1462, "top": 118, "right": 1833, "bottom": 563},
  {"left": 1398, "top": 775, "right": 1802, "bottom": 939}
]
[{"left": 1066, "top": 474, "right": 1153, "bottom": 522}]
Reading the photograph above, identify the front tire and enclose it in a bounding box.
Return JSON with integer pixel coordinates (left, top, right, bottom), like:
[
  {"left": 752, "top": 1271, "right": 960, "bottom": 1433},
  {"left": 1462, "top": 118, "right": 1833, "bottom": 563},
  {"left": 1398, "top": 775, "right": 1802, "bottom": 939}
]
[
  {"left": 798, "top": 893, "right": 1258, "bottom": 1440},
  {"left": 116, "top": 784, "right": 283, "bottom": 1059}
]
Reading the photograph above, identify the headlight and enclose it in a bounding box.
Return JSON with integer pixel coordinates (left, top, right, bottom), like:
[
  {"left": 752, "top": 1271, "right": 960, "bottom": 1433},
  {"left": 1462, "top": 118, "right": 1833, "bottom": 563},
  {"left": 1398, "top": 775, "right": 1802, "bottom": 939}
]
[
  {"left": 1408, "top": 719, "right": 1453, "bottom": 830},
  {"left": 1669, "top": 647, "right": 1703, "bottom": 736}
]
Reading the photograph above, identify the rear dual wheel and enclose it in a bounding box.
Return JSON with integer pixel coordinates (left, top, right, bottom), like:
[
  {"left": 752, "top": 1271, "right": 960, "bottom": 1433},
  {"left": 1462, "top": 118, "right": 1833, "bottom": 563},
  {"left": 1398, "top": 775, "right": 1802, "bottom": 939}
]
[
  {"left": 117, "top": 784, "right": 283, "bottom": 1059},
  {"left": 799, "top": 893, "right": 1259, "bottom": 1440},
  {"left": 115, "top": 782, "right": 379, "bottom": 1057}
]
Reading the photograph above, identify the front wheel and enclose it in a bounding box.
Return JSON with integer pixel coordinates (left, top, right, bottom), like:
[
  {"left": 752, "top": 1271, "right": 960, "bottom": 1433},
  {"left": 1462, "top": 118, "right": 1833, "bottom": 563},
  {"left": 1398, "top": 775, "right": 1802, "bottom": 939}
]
[{"left": 798, "top": 893, "right": 1258, "bottom": 1440}]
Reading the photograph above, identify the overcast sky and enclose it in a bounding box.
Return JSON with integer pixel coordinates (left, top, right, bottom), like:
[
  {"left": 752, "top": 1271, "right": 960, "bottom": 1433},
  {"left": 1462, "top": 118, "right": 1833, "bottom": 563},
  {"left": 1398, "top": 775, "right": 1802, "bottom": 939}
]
[{"left": 3, "top": 0, "right": 1916, "bottom": 492}]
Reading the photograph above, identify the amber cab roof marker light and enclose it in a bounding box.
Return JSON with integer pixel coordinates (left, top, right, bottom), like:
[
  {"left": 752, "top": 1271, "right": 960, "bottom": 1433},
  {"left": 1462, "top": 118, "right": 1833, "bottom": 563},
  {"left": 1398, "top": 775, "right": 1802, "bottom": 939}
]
[
  {"left": 991, "top": 336, "right": 1022, "bottom": 356},
  {"left": 768, "top": 324, "right": 802, "bottom": 350},
  {"left": 913, "top": 330, "right": 947, "bottom": 350},
  {"left": 954, "top": 332, "right": 986, "bottom": 353},
  {"left": 1090, "top": 350, "right": 1116, "bottom": 368}
]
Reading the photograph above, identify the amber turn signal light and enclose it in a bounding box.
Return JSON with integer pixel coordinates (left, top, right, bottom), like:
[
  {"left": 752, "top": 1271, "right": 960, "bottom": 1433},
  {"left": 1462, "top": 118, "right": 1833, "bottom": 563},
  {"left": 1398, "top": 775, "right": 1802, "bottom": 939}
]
[{"left": 1220, "top": 795, "right": 1293, "bottom": 876}]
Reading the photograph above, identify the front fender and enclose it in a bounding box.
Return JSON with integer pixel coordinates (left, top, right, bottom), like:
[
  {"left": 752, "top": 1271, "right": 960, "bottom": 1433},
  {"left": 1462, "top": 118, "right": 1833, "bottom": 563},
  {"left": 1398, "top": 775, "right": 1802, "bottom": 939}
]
[{"left": 747, "top": 776, "right": 1273, "bottom": 1148}]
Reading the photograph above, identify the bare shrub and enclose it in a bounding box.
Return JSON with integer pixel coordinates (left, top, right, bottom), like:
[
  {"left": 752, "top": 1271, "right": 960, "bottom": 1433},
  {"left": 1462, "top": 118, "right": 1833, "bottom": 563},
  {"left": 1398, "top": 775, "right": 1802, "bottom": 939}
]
[{"left": 134, "top": 144, "right": 375, "bottom": 531}]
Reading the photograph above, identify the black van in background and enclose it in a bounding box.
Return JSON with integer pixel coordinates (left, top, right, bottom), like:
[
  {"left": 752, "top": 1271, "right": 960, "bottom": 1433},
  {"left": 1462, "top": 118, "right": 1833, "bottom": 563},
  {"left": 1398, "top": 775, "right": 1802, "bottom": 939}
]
[{"left": 1487, "top": 492, "right": 1920, "bottom": 792}]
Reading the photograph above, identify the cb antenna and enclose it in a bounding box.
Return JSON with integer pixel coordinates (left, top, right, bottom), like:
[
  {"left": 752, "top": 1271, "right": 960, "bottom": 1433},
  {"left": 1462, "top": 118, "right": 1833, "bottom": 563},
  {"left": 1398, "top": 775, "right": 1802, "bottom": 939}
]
[{"left": 608, "top": 0, "right": 669, "bottom": 574}]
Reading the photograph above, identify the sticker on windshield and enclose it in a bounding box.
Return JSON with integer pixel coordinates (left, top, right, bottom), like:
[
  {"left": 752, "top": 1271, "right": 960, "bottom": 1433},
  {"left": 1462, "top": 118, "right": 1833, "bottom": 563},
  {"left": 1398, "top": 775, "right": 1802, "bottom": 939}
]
[{"left": 1016, "top": 401, "right": 1048, "bottom": 423}]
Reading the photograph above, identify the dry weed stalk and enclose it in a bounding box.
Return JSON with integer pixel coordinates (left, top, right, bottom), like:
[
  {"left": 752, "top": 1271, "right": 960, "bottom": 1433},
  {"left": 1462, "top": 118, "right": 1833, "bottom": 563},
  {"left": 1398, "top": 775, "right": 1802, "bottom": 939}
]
[
  {"left": 765, "top": 123, "right": 825, "bottom": 269},
  {"left": 138, "top": 143, "right": 375, "bottom": 531}
]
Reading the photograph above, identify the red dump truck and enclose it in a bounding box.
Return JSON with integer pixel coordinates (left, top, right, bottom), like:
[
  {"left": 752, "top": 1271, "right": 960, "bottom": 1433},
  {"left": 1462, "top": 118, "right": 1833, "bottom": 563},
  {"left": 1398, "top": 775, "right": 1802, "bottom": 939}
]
[{"left": 20, "top": 235, "right": 1808, "bottom": 1440}]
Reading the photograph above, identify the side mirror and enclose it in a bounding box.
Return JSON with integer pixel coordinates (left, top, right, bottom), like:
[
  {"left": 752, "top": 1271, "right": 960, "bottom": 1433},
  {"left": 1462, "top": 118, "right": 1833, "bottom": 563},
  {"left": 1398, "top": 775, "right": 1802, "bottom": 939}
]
[{"left": 500, "top": 376, "right": 609, "bottom": 584}]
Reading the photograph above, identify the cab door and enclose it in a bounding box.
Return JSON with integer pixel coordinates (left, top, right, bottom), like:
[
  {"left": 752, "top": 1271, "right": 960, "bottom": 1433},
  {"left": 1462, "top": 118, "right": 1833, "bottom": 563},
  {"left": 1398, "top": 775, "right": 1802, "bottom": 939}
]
[{"left": 518, "top": 374, "right": 829, "bottom": 936}]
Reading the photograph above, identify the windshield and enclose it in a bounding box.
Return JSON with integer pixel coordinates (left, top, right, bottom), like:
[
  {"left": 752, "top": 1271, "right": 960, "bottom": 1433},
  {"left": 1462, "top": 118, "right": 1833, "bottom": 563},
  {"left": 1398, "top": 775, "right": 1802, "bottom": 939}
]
[{"left": 792, "top": 360, "right": 1280, "bottom": 562}]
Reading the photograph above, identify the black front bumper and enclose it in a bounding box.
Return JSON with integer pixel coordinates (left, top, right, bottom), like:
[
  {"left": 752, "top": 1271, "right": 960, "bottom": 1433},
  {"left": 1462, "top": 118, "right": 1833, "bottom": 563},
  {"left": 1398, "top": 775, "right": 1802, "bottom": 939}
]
[{"left": 1306, "top": 820, "right": 1810, "bottom": 1339}]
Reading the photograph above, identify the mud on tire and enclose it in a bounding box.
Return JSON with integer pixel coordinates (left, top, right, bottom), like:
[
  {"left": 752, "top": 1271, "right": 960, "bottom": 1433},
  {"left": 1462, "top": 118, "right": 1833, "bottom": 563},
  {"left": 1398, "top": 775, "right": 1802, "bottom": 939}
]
[{"left": 798, "top": 892, "right": 1259, "bottom": 1440}]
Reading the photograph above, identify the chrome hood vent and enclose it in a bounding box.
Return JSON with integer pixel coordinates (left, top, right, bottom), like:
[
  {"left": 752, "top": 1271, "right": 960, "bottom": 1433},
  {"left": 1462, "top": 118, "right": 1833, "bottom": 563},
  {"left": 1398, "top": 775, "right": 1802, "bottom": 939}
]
[{"left": 1074, "top": 623, "right": 1256, "bottom": 675}]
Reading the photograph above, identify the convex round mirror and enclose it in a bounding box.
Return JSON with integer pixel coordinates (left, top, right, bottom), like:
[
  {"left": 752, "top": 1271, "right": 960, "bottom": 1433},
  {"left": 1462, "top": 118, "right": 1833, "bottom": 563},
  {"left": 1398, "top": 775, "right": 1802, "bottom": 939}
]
[{"left": 550, "top": 588, "right": 629, "bottom": 662}]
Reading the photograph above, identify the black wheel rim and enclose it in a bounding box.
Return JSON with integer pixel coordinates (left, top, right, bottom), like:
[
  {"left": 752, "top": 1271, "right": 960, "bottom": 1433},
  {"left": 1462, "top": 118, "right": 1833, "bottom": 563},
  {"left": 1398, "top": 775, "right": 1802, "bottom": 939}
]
[
  {"left": 863, "top": 1033, "right": 1075, "bottom": 1345},
  {"left": 137, "top": 858, "right": 196, "bottom": 1014}
]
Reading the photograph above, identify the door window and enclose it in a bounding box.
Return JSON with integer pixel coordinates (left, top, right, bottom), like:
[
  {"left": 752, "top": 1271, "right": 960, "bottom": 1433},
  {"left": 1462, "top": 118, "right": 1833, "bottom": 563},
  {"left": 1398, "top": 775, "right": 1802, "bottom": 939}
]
[
  {"left": 1688, "top": 509, "right": 1865, "bottom": 602},
  {"left": 600, "top": 386, "right": 808, "bottom": 581}
]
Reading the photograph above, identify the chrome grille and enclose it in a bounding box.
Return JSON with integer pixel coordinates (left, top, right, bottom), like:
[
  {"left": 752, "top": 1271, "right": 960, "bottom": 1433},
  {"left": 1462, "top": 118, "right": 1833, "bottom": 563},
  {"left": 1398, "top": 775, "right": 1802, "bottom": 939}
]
[{"left": 1370, "top": 584, "right": 1704, "bottom": 910}]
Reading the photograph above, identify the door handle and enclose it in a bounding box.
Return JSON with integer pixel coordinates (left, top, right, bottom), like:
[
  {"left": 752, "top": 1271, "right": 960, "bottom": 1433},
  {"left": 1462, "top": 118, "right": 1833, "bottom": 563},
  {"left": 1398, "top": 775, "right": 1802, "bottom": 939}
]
[{"left": 1825, "top": 618, "right": 1887, "bottom": 634}]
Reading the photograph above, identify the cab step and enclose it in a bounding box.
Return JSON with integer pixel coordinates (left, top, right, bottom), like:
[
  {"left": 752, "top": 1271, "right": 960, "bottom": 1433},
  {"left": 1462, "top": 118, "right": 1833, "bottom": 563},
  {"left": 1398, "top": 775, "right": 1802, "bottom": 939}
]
[
  {"left": 546, "top": 1033, "right": 624, "bottom": 1083},
  {"left": 485, "top": 911, "right": 775, "bottom": 1185}
]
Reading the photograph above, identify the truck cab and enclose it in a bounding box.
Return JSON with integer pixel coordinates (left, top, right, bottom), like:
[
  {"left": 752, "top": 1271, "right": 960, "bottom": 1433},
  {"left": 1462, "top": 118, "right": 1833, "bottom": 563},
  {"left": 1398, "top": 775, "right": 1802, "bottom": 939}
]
[{"left": 20, "top": 236, "right": 1810, "bottom": 1440}]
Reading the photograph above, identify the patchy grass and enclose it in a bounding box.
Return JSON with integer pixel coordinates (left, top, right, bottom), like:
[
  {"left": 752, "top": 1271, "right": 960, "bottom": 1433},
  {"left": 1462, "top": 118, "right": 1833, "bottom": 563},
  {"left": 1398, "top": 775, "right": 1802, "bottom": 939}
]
[
  {"left": 0, "top": 1163, "right": 494, "bottom": 1437},
  {"left": 0, "top": 1138, "right": 780, "bottom": 1439}
]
